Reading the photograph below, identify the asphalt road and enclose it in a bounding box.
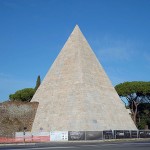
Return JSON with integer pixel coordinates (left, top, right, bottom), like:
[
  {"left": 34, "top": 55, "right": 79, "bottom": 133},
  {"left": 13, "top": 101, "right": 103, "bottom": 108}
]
[{"left": 0, "top": 141, "right": 150, "bottom": 150}]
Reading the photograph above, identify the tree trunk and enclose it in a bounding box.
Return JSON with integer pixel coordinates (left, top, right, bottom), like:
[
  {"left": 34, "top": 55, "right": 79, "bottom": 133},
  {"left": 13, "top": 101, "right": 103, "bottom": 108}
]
[
  {"left": 132, "top": 101, "right": 139, "bottom": 126},
  {"left": 145, "top": 125, "right": 148, "bottom": 130}
]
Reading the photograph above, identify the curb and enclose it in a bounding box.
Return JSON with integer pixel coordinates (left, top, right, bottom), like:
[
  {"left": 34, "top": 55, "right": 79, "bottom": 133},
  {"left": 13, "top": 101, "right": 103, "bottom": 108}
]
[
  {"left": 0, "top": 143, "right": 36, "bottom": 146},
  {"left": 0, "top": 138, "right": 150, "bottom": 146}
]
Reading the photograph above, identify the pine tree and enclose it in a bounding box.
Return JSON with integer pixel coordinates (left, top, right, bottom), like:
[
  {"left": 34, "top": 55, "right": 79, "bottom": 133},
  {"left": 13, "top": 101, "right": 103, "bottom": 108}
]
[{"left": 35, "top": 75, "right": 41, "bottom": 91}]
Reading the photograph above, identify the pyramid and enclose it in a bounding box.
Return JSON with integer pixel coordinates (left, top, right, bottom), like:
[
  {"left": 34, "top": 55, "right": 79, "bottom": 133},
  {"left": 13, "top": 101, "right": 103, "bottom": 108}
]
[{"left": 31, "top": 25, "right": 137, "bottom": 132}]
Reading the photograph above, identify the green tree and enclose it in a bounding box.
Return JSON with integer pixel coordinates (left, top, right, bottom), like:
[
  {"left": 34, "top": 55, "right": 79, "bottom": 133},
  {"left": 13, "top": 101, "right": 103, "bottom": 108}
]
[
  {"left": 9, "top": 88, "right": 35, "bottom": 102},
  {"left": 115, "top": 81, "right": 150, "bottom": 126},
  {"left": 34, "top": 75, "right": 41, "bottom": 91},
  {"left": 137, "top": 103, "right": 150, "bottom": 129}
]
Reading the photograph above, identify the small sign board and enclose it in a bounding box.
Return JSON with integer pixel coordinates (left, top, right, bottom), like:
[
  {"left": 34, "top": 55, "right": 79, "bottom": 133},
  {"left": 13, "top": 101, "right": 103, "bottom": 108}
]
[
  {"left": 114, "top": 130, "right": 130, "bottom": 139},
  {"left": 68, "top": 131, "right": 85, "bottom": 141},
  {"left": 139, "top": 130, "right": 150, "bottom": 138},
  {"left": 131, "top": 130, "right": 138, "bottom": 138},
  {"left": 124, "top": 130, "right": 130, "bottom": 138},
  {"left": 86, "top": 131, "right": 103, "bottom": 140},
  {"left": 50, "top": 131, "right": 68, "bottom": 141},
  {"left": 103, "top": 130, "right": 113, "bottom": 139}
]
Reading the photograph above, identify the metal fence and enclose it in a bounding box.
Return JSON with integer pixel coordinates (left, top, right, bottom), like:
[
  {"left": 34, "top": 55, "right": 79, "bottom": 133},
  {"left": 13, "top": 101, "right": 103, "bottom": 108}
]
[{"left": 0, "top": 130, "right": 150, "bottom": 143}]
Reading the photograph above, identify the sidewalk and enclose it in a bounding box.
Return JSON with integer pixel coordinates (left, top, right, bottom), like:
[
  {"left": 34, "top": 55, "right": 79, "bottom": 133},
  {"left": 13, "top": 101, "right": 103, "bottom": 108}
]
[{"left": 0, "top": 138, "right": 150, "bottom": 146}]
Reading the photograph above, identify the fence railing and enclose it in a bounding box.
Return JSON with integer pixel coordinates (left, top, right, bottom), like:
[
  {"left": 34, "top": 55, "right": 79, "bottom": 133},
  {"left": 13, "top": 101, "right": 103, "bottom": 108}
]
[{"left": 0, "top": 130, "right": 150, "bottom": 143}]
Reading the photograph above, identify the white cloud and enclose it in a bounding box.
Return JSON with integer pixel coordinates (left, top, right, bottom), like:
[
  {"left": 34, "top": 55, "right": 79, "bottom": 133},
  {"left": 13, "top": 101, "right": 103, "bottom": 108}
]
[
  {"left": 92, "top": 35, "right": 137, "bottom": 62},
  {"left": 90, "top": 35, "right": 144, "bottom": 85}
]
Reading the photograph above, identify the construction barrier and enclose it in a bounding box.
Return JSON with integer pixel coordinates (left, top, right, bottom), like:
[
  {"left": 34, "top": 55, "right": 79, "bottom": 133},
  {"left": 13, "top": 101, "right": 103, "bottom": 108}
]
[
  {"left": 32, "top": 132, "right": 50, "bottom": 142},
  {"left": 86, "top": 131, "right": 103, "bottom": 140},
  {"left": 114, "top": 130, "right": 130, "bottom": 139},
  {"left": 0, "top": 130, "right": 150, "bottom": 143},
  {"left": 0, "top": 137, "right": 15, "bottom": 143},
  {"left": 103, "top": 130, "right": 113, "bottom": 139},
  {"left": 68, "top": 131, "right": 85, "bottom": 141},
  {"left": 131, "top": 130, "right": 138, "bottom": 138},
  {"left": 50, "top": 131, "right": 68, "bottom": 141},
  {"left": 139, "top": 130, "right": 150, "bottom": 138}
]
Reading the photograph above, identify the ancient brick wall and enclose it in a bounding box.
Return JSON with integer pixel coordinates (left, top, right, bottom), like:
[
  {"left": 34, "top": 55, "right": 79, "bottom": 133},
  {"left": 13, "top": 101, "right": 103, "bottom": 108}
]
[{"left": 0, "top": 101, "right": 38, "bottom": 137}]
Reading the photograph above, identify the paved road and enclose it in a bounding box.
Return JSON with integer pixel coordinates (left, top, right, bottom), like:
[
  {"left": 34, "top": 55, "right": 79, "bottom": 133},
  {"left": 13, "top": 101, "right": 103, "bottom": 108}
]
[{"left": 0, "top": 141, "right": 150, "bottom": 150}]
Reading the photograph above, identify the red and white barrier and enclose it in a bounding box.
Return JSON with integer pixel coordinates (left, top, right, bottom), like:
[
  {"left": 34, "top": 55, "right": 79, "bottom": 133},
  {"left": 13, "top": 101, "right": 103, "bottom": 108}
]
[{"left": 32, "top": 132, "right": 50, "bottom": 142}]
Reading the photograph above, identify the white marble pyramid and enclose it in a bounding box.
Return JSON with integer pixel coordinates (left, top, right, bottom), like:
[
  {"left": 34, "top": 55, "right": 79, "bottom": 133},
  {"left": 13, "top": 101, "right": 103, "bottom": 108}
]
[{"left": 31, "top": 25, "right": 137, "bottom": 132}]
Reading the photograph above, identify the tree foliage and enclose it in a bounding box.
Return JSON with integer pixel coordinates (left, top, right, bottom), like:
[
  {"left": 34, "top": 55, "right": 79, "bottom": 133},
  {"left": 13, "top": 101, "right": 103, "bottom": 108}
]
[
  {"left": 9, "top": 88, "right": 35, "bottom": 102},
  {"left": 137, "top": 103, "right": 150, "bottom": 129},
  {"left": 115, "top": 81, "right": 150, "bottom": 127},
  {"left": 9, "top": 75, "right": 41, "bottom": 102},
  {"left": 115, "top": 81, "right": 150, "bottom": 99},
  {"left": 34, "top": 75, "right": 41, "bottom": 91}
]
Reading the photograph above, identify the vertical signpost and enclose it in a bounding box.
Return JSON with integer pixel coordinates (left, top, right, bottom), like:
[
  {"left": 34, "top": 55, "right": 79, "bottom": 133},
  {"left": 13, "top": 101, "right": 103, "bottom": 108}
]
[{"left": 23, "top": 127, "right": 27, "bottom": 143}]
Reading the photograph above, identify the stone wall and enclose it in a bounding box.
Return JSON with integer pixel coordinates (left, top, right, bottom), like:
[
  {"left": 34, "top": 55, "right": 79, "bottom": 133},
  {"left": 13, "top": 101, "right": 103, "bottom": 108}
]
[{"left": 0, "top": 101, "right": 38, "bottom": 137}]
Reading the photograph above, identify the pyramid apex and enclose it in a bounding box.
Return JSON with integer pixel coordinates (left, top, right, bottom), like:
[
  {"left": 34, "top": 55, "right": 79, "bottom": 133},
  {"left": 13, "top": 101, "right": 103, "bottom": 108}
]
[
  {"left": 70, "top": 24, "right": 85, "bottom": 40},
  {"left": 75, "top": 24, "right": 79, "bottom": 28},
  {"left": 73, "top": 24, "right": 81, "bottom": 31}
]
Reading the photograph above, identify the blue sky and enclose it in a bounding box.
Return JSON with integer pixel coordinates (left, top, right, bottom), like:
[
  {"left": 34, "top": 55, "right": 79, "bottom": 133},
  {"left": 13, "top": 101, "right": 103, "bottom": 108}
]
[{"left": 0, "top": 0, "right": 150, "bottom": 102}]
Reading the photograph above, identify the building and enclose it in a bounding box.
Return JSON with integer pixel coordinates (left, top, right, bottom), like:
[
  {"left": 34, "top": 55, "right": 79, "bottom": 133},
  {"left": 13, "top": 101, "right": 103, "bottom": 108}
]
[{"left": 31, "top": 25, "right": 137, "bottom": 132}]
